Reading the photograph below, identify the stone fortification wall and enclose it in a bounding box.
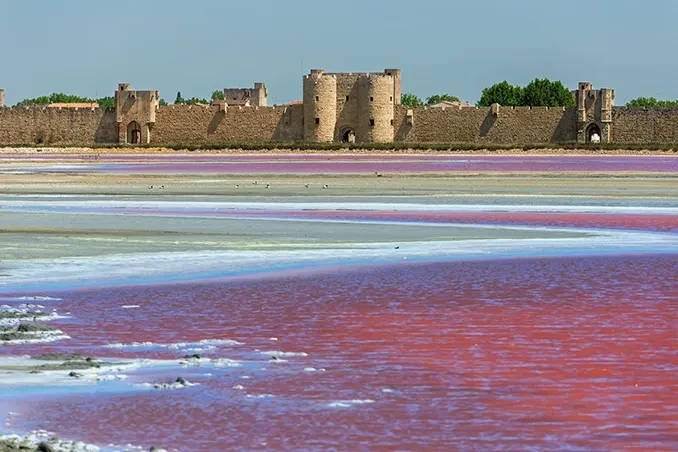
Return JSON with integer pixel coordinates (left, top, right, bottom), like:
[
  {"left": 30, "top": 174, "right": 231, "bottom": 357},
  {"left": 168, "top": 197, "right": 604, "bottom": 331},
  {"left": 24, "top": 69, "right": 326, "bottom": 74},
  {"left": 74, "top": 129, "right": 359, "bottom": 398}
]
[
  {"left": 3, "top": 99, "right": 678, "bottom": 146},
  {"left": 395, "top": 106, "right": 577, "bottom": 144},
  {"left": 612, "top": 107, "right": 678, "bottom": 143},
  {"left": 150, "top": 104, "right": 303, "bottom": 144},
  {"left": 0, "top": 107, "right": 117, "bottom": 145}
]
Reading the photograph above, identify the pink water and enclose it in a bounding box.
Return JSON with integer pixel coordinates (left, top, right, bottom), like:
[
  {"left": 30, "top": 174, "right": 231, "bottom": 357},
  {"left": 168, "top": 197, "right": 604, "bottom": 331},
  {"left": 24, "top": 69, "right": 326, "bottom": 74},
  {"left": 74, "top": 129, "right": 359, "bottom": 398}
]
[
  {"left": 4, "top": 153, "right": 678, "bottom": 173},
  {"left": 3, "top": 253, "right": 678, "bottom": 451}
]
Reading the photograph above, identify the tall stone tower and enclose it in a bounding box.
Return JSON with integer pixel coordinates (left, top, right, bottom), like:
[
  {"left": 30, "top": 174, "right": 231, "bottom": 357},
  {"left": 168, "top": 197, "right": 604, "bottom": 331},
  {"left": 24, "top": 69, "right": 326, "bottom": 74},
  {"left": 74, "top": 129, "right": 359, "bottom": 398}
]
[
  {"left": 357, "top": 73, "right": 395, "bottom": 143},
  {"left": 303, "top": 70, "right": 337, "bottom": 142},
  {"left": 576, "top": 82, "right": 615, "bottom": 143}
]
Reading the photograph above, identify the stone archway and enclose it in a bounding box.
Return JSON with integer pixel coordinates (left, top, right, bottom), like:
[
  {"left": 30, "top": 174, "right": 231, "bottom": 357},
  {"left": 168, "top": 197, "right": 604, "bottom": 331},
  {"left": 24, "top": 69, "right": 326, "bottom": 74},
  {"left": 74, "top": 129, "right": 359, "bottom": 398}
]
[
  {"left": 126, "top": 121, "right": 142, "bottom": 144},
  {"left": 341, "top": 127, "right": 356, "bottom": 143},
  {"left": 586, "top": 123, "right": 602, "bottom": 143}
]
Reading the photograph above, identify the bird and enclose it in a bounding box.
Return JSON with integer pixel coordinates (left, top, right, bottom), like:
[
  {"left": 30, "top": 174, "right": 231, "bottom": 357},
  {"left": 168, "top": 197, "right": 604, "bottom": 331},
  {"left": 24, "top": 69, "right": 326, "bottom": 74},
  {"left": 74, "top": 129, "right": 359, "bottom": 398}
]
[
  {"left": 375, "top": 171, "right": 383, "bottom": 177},
  {"left": 253, "top": 181, "right": 258, "bottom": 185},
  {"left": 304, "top": 183, "right": 310, "bottom": 188},
  {"left": 149, "top": 185, "right": 153, "bottom": 189},
  {"left": 394, "top": 246, "right": 400, "bottom": 249},
  {"left": 265, "top": 184, "right": 270, "bottom": 189},
  {"left": 323, "top": 184, "right": 329, "bottom": 189},
  {"left": 236, "top": 184, "right": 240, "bottom": 189}
]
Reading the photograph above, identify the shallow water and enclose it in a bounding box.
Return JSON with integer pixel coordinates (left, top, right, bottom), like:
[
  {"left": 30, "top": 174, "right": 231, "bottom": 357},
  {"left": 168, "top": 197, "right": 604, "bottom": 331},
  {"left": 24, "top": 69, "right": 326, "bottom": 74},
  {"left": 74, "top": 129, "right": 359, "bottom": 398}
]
[
  {"left": 2, "top": 255, "right": 677, "bottom": 451},
  {"left": 2, "top": 153, "right": 678, "bottom": 173},
  {"left": 1, "top": 155, "right": 678, "bottom": 450}
]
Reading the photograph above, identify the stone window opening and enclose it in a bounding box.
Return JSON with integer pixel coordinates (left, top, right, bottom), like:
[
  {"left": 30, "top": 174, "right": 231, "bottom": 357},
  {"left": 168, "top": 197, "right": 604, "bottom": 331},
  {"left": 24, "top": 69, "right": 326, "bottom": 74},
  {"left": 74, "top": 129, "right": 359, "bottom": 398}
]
[
  {"left": 346, "top": 95, "right": 349, "bottom": 101},
  {"left": 390, "top": 119, "right": 394, "bottom": 126},
  {"left": 315, "top": 96, "right": 319, "bottom": 101},
  {"left": 369, "top": 119, "right": 375, "bottom": 127},
  {"left": 390, "top": 96, "right": 393, "bottom": 102},
  {"left": 370, "top": 97, "right": 374, "bottom": 102},
  {"left": 315, "top": 117, "right": 320, "bottom": 125}
]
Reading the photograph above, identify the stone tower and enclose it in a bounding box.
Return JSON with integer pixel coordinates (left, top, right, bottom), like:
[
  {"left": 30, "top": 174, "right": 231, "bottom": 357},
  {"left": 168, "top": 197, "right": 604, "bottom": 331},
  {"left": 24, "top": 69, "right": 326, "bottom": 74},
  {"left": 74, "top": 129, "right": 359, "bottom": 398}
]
[
  {"left": 303, "top": 70, "right": 337, "bottom": 142},
  {"left": 223, "top": 82, "right": 268, "bottom": 107},
  {"left": 302, "top": 68, "right": 400, "bottom": 143},
  {"left": 357, "top": 73, "right": 395, "bottom": 143},
  {"left": 0, "top": 89, "right": 4, "bottom": 108},
  {"left": 115, "top": 83, "right": 160, "bottom": 144},
  {"left": 575, "top": 82, "right": 615, "bottom": 143}
]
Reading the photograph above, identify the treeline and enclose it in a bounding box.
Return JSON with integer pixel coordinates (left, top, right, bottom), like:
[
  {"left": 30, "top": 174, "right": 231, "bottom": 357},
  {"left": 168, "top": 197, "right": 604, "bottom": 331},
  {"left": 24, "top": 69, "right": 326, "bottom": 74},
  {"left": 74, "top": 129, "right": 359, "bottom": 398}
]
[
  {"left": 626, "top": 97, "right": 678, "bottom": 108},
  {"left": 15, "top": 93, "right": 117, "bottom": 109},
  {"left": 401, "top": 78, "right": 575, "bottom": 108}
]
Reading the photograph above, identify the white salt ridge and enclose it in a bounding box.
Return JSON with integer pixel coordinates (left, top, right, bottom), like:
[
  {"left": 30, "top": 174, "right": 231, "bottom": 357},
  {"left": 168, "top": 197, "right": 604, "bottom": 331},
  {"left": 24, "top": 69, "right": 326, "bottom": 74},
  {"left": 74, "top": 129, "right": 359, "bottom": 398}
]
[
  {"left": 212, "top": 358, "right": 242, "bottom": 367},
  {"left": 3, "top": 228, "right": 677, "bottom": 292},
  {"left": 1, "top": 330, "right": 71, "bottom": 345},
  {"left": 96, "top": 374, "right": 128, "bottom": 382},
  {"left": 327, "top": 399, "right": 376, "bottom": 408},
  {"left": 121, "top": 305, "right": 140, "bottom": 309},
  {"left": 304, "top": 367, "right": 326, "bottom": 372},
  {"left": 246, "top": 394, "right": 275, "bottom": 399},
  {"left": 105, "top": 338, "right": 243, "bottom": 349},
  {"left": 0, "top": 430, "right": 99, "bottom": 452},
  {"left": 5, "top": 199, "right": 677, "bottom": 215},
  {"left": 135, "top": 380, "right": 199, "bottom": 390},
  {"left": 262, "top": 351, "right": 309, "bottom": 357},
  {"left": 233, "top": 384, "right": 245, "bottom": 390}
]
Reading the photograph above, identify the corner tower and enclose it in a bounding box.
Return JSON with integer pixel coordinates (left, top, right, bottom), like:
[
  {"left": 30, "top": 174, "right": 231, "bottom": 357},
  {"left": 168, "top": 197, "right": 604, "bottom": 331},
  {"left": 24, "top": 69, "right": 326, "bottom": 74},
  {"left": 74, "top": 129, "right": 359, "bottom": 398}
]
[{"left": 303, "top": 70, "right": 337, "bottom": 142}]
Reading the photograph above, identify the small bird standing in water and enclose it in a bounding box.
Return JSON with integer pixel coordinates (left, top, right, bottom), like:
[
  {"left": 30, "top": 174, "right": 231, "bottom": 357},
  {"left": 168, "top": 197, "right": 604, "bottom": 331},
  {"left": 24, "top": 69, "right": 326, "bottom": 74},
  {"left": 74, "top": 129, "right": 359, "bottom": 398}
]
[{"left": 323, "top": 184, "right": 329, "bottom": 189}]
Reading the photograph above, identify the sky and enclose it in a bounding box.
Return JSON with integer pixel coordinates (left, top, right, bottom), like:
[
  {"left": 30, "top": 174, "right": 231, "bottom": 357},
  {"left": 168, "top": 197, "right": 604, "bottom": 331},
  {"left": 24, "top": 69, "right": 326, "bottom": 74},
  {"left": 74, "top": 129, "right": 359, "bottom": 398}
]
[{"left": 1, "top": 0, "right": 677, "bottom": 106}]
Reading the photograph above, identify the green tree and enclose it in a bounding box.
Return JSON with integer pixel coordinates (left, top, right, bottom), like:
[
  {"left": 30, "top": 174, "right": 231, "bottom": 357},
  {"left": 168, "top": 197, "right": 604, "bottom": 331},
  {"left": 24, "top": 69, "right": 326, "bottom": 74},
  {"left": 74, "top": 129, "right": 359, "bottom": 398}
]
[
  {"left": 627, "top": 97, "right": 678, "bottom": 108},
  {"left": 477, "top": 81, "right": 524, "bottom": 107},
  {"left": 96, "top": 96, "right": 115, "bottom": 110},
  {"left": 401, "top": 93, "right": 423, "bottom": 106},
  {"left": 426, "top": 94, "right": 460, "bottom": 105},
  {"left": 16, "top": 93, "right": 96, "bottom": 106},
  {"left": 174, "top": 91, "right": 185, "bottom": 104},
  {"left": 211, "top": 90, "right": 224, "bottom": 101},
  {"left": 185, "top": 97, "right": 209, "bottom": 105},
  {"left": 523, "top": 78, "right": 575, "bottom": 107},
  {"left": 159, "top": 98, "right": 168, "bottom": 106}
]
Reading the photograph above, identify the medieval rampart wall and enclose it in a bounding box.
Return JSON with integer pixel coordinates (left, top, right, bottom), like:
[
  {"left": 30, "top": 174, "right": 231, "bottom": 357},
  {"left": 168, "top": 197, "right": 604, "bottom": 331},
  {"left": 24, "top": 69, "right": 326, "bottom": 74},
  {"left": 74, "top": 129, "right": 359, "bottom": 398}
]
[
  {"left": 0, "top": 107, "right": 117, "bottom": 145},
  {"left": 150, "top": 104, "right": 304, "bottom": 144},
  {"left": 3, "top": 103, "right": 678, "bottom": 146},
  {"left": 395, "top": 106, "right": 578, "bottom": 144},
  {"left": 612, "top": 107, "right": 678, "bottom": 143}
]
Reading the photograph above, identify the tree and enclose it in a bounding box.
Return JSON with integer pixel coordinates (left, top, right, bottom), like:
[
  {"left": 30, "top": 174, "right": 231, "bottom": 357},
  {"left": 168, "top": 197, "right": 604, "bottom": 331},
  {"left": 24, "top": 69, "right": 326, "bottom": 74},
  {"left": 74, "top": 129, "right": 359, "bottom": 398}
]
[
  {"left": 627, "top": 97, "right": 678, "bottom": 108},
  {"left": 477, "top": 81, "right": 524, "bottom": 107},
  {"left": 211, "top": 90, "right": 224, "bottom": 101},
  {"left": 159, "top": 98, "right": 168, "bottom": 106},
  {"left": 523, "top": 78, "right": 575, "bottom": 107},
  {"left": 426, "top": 94, "right": 460, "bottom": 105},
  {"left": 174, "top": 91, "right": 185, "bottom": 104},
  {"left": 96, "top": 96, "right": 115, "bottom": 110},
  {"left": 401, "top": 93, "right": 423, "bottom": 107}
]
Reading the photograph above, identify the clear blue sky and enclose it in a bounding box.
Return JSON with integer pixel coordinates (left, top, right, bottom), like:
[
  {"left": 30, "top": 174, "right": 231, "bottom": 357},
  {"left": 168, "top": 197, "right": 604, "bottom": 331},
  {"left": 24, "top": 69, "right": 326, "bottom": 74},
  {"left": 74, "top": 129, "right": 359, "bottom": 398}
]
[{"left": 1, "top": 0, "right": 676, "bottom": 105}]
